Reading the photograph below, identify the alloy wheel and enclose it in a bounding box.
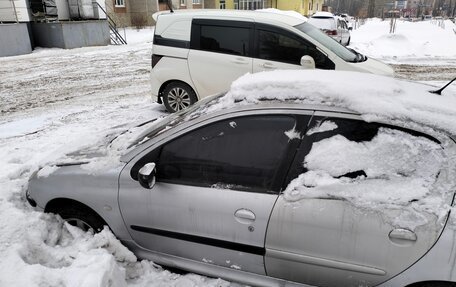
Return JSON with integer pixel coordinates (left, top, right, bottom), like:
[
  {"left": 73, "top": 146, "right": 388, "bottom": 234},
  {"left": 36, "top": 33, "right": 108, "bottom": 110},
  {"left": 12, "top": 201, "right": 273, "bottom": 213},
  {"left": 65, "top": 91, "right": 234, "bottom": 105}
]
[{"left": 167, "top": 87, "right": 191, "bottom": 111}]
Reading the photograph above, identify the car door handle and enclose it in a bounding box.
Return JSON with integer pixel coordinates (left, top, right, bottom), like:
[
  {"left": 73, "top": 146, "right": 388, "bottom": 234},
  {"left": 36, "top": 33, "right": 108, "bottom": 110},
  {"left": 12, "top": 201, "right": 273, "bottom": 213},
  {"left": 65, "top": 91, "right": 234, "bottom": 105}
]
[
  {"left": 389, "top": 228, "right": 417, "bottom": 242},
  {"left": 261, "top": 62, "right": 276, "bottom": 69},
  {"left": 232, "top": 58, "right": 249, "bottom": 65},
  {"left": 234, "top": 209, "right": 256, "bottom": 224}
]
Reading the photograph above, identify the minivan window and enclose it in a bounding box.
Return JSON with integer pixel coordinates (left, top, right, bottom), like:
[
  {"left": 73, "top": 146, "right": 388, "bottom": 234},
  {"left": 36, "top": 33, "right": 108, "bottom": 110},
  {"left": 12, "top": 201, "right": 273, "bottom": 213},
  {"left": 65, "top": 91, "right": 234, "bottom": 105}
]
[
  {"left": 199, "top": 25, "right": 250, "bottom": 56},
  {"left": 294, "top": 22, "right": 357, "bottom": 62},
  {"left": 257, "top": 29, "right": 334, "bottom": 69}
]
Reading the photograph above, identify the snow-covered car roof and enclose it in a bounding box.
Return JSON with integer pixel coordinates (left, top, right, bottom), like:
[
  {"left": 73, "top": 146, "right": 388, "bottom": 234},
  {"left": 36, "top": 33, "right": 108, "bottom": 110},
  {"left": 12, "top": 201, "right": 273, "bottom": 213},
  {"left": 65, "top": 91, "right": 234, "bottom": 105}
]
[{"left": 198, "top": 70, "right": 456, "bottom": 137}]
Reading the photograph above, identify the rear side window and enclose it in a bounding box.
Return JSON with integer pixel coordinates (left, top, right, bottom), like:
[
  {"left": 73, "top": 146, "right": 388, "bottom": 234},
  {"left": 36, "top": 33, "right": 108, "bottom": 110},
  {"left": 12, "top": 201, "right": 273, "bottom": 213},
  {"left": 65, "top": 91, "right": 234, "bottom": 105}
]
[
  {"left": 156, "top": 115, "right": 296, "bottom": 192},
  {"left": 191, "top": 20, "right": 253, "bottom": 57},
  {"left": 285, "top": 116, "right": 442, "bottom": 188}
]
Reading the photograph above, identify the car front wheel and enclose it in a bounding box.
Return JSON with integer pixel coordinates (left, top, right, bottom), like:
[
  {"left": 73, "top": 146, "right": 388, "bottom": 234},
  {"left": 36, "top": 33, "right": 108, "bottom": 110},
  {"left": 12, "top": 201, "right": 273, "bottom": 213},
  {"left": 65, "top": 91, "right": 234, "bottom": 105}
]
[
  {"left": 53, "top": 204, "right": 106, "bottom": 233},
  {"left": 162, "top": 82, "right": 197, "bottom": 113}
]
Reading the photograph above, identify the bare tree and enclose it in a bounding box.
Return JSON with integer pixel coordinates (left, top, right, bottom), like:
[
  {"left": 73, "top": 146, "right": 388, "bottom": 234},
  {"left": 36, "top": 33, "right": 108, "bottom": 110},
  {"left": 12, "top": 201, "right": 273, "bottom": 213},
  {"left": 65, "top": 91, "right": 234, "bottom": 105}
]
[{"left": 367, "top": 0, "right": 375, "bottom": 17}]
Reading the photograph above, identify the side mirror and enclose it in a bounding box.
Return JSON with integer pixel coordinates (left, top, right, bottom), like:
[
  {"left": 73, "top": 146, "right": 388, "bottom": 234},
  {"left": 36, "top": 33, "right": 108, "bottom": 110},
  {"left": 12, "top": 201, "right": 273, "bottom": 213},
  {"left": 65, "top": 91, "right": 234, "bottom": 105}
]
[
  {"left": 300, "top": 55, "right": 316, "bottom": 69},
  {"left": 138, "top": 163, "right": 156, "bottom": 189},
  {"left": 348, "top": 27, "right": 353, "bottom": 31}
]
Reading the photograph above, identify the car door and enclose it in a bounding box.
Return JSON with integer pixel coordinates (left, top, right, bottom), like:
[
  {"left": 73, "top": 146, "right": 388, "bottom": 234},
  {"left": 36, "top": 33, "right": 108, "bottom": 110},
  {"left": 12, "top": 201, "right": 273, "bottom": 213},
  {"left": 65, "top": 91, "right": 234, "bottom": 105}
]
[
  {"left": 188, "top": 19, "right": 253, "bottom": 98},
  {"left": 119, "top": 112, "right": 305, "bottom": 274},
  {"left": 265, "top": 112, "right": 452, "bottom": 286},
  {"left": 253, "top": 24, "right": 335, "bottom": 73}
]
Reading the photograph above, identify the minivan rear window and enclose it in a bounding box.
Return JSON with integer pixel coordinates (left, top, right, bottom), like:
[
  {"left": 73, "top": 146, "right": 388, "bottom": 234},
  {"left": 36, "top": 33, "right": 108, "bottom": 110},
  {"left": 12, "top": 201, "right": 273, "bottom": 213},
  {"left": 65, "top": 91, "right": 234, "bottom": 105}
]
[{"left": 295, "top": 22, "right": 357, "bottom": 62}]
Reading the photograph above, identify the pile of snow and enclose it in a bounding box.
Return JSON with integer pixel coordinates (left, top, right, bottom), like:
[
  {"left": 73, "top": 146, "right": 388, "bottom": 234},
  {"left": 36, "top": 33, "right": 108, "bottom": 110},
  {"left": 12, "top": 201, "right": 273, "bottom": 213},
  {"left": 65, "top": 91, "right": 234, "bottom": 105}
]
[
  {"left": 350, "top": 18, "right": 456, "bottom": 62},
  {"left": 284, "top": 124, "right": 451, "bottom": 229},
  {"left": 202, "top": 70, "right": 456, "bottom": 136}
]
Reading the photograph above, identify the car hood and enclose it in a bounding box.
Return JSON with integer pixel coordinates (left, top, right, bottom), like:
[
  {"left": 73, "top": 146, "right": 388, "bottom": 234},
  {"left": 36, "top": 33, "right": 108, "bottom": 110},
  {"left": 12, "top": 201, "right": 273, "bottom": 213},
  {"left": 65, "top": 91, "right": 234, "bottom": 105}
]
[
  {"left": 47, "top": 119, "right": 163, "bottom": 171},
  {"left": 351, "top": 56, "right": 395, "bottom": 76}
]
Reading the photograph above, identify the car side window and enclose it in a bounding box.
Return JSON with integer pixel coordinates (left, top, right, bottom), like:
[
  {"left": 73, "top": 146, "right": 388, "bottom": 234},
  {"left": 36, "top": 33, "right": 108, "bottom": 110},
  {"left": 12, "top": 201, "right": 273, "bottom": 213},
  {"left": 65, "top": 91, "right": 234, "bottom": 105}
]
[
  {"left": 191, "top": 22, "right": 252, "bottom": 57},
  {"left": 285, "top": 116, "right": 441, "bottom": 186},
  {"left": 156, "top": 115, "right": 296, "bottom": 193},
  {"left": 256, "top": 27, "right": 335, "bottom": 70}
]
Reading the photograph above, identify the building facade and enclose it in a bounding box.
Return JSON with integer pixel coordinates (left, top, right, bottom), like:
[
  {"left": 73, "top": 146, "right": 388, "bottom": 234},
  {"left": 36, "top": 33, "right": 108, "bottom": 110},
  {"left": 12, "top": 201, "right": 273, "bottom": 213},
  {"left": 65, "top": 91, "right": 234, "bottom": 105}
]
[
  {"left": 106, "top": 0, "right": 204, "bottom": 27},
  {"left": 271, "top": 0, "right": 324, "bottom": 15},
  {"left": 204, "top": 0, "right": 323, "bottom": 15}
]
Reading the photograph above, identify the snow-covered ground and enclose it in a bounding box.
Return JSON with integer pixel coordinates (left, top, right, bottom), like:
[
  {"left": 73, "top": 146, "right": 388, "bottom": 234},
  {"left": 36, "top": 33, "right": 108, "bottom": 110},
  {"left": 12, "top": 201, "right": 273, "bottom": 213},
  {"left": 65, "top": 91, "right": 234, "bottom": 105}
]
[
  {"left": 350, "top": 18, "right": 456, "bottom": 65},
  {"left": 0, "top": 18, "right": 455, "bottom": 287}
]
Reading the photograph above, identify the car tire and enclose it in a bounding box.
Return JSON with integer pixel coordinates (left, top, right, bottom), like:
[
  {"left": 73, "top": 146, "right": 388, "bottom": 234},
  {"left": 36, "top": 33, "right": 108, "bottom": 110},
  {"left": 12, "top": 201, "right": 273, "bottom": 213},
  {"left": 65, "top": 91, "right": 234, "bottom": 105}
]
[
  {"left": 162, "top": 82, "right": 197, "bottom": 113},
  {"left": 54, "top": 204, "right": 107, "bottom": 233}
]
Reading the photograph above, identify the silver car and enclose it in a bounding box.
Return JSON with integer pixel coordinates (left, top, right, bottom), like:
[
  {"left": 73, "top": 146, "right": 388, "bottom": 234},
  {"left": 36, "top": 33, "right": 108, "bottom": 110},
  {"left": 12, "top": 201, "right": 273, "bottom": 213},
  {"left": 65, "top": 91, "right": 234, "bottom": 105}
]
[{"left": 27, "top": 72, "right": 456, "bottom": 287}]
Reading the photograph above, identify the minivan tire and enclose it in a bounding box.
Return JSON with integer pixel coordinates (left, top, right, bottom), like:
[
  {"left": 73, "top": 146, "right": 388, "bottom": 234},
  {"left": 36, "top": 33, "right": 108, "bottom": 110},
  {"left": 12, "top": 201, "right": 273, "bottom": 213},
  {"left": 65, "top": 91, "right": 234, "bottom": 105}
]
[{"left": 162, "top": 82, "right": 197, "bottom": 113}]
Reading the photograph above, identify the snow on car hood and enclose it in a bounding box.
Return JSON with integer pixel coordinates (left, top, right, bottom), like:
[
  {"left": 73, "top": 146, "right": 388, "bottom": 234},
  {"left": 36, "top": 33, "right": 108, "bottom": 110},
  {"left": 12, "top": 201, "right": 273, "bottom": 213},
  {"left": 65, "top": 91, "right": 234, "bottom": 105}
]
[{"left": 37, "top": 119, "right": 166, "bottom": 177}]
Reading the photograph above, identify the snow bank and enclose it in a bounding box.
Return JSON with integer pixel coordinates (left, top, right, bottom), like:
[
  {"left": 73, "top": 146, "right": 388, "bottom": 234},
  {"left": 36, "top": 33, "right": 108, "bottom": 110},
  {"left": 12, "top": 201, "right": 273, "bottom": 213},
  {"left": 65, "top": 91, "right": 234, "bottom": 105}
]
[{"left": 350, "top": 18, "right": 456, "bottom": 62}]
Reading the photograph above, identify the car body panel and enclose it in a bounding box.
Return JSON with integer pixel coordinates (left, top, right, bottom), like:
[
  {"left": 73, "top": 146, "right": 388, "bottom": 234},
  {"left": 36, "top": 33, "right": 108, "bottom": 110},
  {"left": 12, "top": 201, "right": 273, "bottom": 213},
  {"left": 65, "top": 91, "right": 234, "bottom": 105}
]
[
  {"left": 27, "top": 165, "right": 132, "bottom": 241},
  {"left": 188, "top": 49, "right": 253, "bottom": 99}
]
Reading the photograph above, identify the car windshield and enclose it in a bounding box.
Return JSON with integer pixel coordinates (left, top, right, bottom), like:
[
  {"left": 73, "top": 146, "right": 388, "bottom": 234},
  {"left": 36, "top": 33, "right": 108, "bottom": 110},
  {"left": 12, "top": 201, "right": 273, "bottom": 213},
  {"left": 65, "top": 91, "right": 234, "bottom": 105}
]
[{"left": 294, "top": 22, "right": 358, "bottom": 62}]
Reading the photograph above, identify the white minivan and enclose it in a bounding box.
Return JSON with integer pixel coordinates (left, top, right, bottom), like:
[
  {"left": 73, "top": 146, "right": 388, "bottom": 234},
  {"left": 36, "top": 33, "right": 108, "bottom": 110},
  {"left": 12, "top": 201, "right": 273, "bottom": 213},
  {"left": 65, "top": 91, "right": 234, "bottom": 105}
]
[{"left": 151, "top": 10, "right": 393, "bottom": 112}]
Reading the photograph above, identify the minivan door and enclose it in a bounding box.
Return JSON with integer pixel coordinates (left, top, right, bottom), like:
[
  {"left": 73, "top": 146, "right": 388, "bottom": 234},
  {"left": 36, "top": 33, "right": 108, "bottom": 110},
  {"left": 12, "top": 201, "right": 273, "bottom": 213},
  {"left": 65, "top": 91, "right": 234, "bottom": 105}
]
[
  {"left": 188, "top": 19, "right": 253, "bottom": 98},
  {"left": 265, "top": 113, "right": 452, "bottom": 286},
  {"left": 253, "top": 24, "right": 335, "bottom": 73}
]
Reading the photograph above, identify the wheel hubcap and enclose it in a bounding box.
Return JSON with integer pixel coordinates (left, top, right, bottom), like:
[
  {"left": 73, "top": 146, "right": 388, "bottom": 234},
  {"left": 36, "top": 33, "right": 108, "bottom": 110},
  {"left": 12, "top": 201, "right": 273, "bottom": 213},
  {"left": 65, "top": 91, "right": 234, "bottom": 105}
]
[
  {"left": 65, "top": 218, "right": 93, "bottom": 232},
  {"left": 168, "top": 87, "right": 191, "bottom": 111}
]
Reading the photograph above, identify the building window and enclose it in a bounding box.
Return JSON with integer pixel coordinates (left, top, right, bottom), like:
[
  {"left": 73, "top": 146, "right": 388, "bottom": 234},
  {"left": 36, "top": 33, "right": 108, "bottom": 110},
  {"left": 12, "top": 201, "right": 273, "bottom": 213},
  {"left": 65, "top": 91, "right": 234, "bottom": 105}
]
[
  {"left": 192, "top": 0, "right": 201, "bottom": 4},
  {"left": 115, "top": 0, "right": 125, "bottom": 7},
  {"left": 234, "top": 0, "right": 239, "bottom": 9},
  {"left": 180, "top": 0, "right": 185, "bottom": 6},
  {"left": 239, "top": 0, "right": 264, "bottom": 10},
  {"left": 219, "top": 0, "right": 225, "bottom": 9}
]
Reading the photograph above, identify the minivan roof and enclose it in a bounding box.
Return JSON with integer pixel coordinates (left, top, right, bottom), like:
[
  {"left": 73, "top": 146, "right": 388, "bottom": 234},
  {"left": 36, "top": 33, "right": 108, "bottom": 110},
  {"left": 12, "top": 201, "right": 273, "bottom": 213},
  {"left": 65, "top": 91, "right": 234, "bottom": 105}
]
[{"left": 153, "top": 9, "right": 306, "bottom": 27}]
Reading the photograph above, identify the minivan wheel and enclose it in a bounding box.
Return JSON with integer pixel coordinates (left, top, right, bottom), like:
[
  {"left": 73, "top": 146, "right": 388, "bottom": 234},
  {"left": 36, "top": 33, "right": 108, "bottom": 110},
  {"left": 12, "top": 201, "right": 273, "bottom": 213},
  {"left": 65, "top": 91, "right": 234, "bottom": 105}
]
[
  {"left": 162, "top": 82, "right": 197, "bottom": 113},
  {"left": 53, "top": 205, "right": 106, "bottom": 233}
]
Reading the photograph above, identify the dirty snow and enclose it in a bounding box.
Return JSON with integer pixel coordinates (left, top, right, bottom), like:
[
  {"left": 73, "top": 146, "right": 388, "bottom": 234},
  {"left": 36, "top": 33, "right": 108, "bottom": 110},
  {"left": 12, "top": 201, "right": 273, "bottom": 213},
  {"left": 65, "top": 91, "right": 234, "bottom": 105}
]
[{"left": 0, "top": 18, "right": 456, "bottom": 287}]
